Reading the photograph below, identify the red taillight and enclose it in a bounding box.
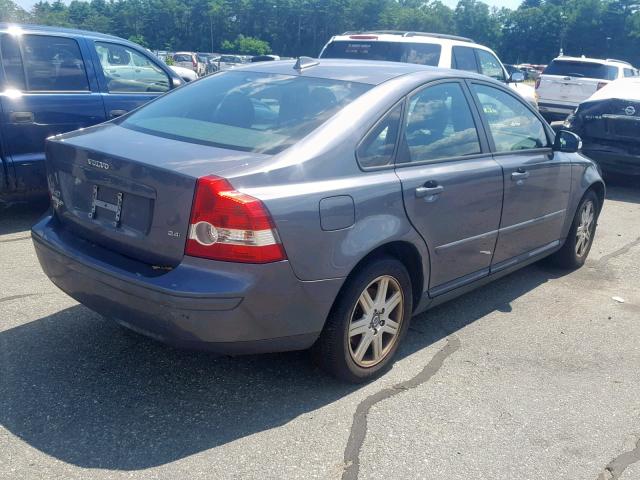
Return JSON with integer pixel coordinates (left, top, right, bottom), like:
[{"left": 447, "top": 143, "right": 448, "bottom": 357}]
[
  {"left": 596, "top": 82, "right": 607, "bottom": 91},
  {"left": 349, "top": 35, "right": 378, "bottom": 40},
  {"left": 192, "top": 58, "right": 197, "bottom": 68},
  {"left": 185, "top": 175, "right": 286, "bottom": 263},
  {"left": 535, "top": 78, "right": 541, "bottom": 89}
]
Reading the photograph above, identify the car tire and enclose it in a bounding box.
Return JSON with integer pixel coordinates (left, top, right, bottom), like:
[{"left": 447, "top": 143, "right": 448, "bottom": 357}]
[
  {"left": 549, "top": 190, "right": 599, "bottom": 269},
  {"left": 312, "top": 256, "right": 412, "bottom": 383}
]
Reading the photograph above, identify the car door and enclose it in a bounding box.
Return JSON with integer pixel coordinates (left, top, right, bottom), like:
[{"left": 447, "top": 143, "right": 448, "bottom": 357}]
[
  {"left": 468, "top": 81, "right": 572, "bottom": 270},
  {"left": 393, "top": 80, "right": 504, "bottom": 296},
  {"left": 89, "top": 41, "right": 173, "bottom": 119},
  {"left": 0, "top": 32, "right": 106, "bottom": 196}
]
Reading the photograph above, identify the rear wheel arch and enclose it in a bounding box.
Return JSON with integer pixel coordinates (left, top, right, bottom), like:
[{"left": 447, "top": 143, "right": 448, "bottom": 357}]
[{"left": 337, "top": 241, "right": 425, "bottom": 313}]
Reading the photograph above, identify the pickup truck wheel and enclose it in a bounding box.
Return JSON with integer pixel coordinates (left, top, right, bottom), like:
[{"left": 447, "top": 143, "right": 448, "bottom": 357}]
[
  {"left": 549, "top": 190, "right": 599, "bottom": 269},
  {"left": 312, "top": 257, "right": 412, "bottom": 383}
]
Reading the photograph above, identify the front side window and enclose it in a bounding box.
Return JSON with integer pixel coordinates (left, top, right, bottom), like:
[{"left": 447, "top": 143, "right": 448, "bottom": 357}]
[
  {"left": 357, "top": 103, "right": 402, "bottom": 168},
  {"left": 95, "top": 42, "right": 170, "bottom": 93},
  {"left": 122, "top": 71, "right": 371, "bottom": 154},
  {"left": 452, "top": 46, "right": 478, "bottom": 73},
  {"left": 624, "top": 68, "right": 637, "bottom": 78},
  {"left": 0, "top": 34, "right": 25, "bottom": 90},
  {"left": 476, "top": 50, "right": 506, "bottom": 82},
  {"left": 400, "top": 82, "right": 481, "bottom": 163},
  {"left": 471, "top": 84, "right": 548, "bottom": 152},
  {"left": 20, "top": 35, "right": 89, "bottom": 91}
]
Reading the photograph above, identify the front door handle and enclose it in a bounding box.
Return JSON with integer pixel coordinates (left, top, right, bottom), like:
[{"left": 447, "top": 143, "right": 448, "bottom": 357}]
[
  {"left": 109, "top": 109, "right": 128, "bottom": 118},
  {"left": 511, "top": 170, "right": 530, "bottom": 181},
  {"left": 415, "top": 183, "right": 444, "bottom": 202},
  {"left": 10, "top": 111, "right": 34, "bottom": 123}
]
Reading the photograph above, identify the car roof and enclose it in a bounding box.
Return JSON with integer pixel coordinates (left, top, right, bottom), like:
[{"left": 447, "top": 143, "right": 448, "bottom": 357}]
[
  {"left": 0, "top": 22, "right": 127, "bottom": 42},
  {"left": 231, "top": 58, "right": 488, "bottom": 86}
]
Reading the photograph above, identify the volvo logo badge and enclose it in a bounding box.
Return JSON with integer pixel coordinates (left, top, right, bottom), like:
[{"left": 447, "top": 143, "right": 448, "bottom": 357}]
[
  {"left": 625, "top": 106, "right": 636, "bottom": 116},
  {"left": 87, "top": 158, "right": 111, "bottom": 170}
]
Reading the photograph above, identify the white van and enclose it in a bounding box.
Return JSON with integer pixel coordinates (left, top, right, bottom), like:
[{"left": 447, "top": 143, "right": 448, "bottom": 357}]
[{"left": 536, "top": 56, "right": 638, "bottom": 121}]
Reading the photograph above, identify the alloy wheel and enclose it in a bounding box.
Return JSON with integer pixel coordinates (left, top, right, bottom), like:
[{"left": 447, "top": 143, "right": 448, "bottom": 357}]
[
  {"left": 347, "top": 275, "right": 404, "bottom": 368},
  {"left": 575, "top": 200, "right": 595, "bottom": 257}
]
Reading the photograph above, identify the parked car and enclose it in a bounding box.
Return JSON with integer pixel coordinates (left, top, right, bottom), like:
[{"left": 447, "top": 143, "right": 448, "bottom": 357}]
[
  {"left": 251, "top": 54, "right": 281, "bottom": 62},
  {"left": 196, "top": 53, "right": 218, "bottom": 75},
  {"left": 536, "top": 56, "right": 639, "bottom": 121},
  {"left": 319, "top": 31, "right": 537, "bottom": 107},
  {"left": 33, "top": 58, "right": 604, "bottom": 382},
  {"left": 0, "top": 23, "right": 182, "bottom": 205},
  {"left": 564, "top": 76, "right": 640, "bottom": 176},
  {"left": 170, "top": 65, "right": 198, "bottom": 82},
  {"left": 172, "top": 51, "right": 205, "bottom": 77},
  {"left": 217, "top": 54, "right": 244, "bottom": 70}
]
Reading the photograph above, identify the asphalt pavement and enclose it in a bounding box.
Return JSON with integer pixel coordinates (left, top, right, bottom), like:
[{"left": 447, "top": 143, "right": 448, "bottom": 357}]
[{"left": 1, "top": 180, "right": 639, "bottom": 480}]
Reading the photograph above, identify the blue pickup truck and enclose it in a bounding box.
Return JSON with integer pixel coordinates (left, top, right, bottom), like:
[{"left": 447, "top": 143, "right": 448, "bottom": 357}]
[{"left": 0, "top": 24, "right": 182, "bottom": 205}]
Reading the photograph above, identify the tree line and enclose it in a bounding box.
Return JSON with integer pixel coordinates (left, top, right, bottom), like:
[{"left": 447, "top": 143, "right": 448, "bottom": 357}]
[{"left": 2, "top": 0, "right": 640, "bottom": 65}]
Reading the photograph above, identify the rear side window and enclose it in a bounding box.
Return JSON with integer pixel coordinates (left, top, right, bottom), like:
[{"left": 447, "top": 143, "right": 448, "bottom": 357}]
[
  {"left": 452, "top": 46, "right": 478, "bottom": 73},
  {"left": 357, "top": 103, "right": 402, "bottom": 168},
  {"left": 122, "top": 71, "right": 371, "bottom": 154},
  {"left": 0, "top": 34, "right": 26, "bottom": 90},
  {"left": 476, "top": 49, "right": 505, "bottom": 82},
  {"left": 321, "top": 41, "right": 441, "bottom": 66},
  {"left": 400, "top": 82, "right": 481, "bottom": 163},
  {"left": 543, "top": 60, "right": 618, "bottom": 80},
  {"left": 94, "top": 42, "right": 169, "bottom": 93},
  {"left": 471, "top": 84, "right": 548, "bottom": 152},
  {"left": 21, "top": 35, "right": 89, "bottom": 91}
]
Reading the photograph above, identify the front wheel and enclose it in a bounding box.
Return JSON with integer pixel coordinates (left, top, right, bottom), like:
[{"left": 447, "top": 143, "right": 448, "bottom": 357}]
[
  {"left": 312, "top": 257, "right": 412, "bottom": 383},
  {"left": 549, "top": 190, "right": 599, "bottom": 269}
]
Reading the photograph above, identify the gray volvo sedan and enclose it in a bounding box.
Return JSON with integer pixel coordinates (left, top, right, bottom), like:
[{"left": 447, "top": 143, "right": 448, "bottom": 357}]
[{"left": 33, "top": 58, "right": 604, "bottom": 382}]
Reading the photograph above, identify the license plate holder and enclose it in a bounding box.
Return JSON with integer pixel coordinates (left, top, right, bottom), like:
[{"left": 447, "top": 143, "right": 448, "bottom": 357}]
[{"left": 89, "top": 184, "right": 123, "bottom": 227}]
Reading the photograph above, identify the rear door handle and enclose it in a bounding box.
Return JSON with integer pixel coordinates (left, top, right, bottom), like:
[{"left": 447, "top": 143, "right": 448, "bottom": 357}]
[
  {"left": 415, "top": 183, "right": 444, "bottom": 201},
  {"left": 109, "top": 109, "right": 128, "bottom": 118},
  {"left": 10, "top": 111, "right": 34, "bottom": 123}
]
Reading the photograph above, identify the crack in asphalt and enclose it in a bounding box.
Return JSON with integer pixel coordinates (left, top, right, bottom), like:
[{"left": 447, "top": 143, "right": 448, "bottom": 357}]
[
  {"left": 0, "top": 235, "right": 30, "bottom": 243},
  {"left": 0, "top": 293, "right": 38, "bottom": 304},
  {"left": 597, "top": 437, "right": 640, "bottom": 480},
  {"left": 597, "top": 237, "right": 640, "bottom": 266},
  {"left": 341, "top": 335, "right": 461, "bottom": 480}
]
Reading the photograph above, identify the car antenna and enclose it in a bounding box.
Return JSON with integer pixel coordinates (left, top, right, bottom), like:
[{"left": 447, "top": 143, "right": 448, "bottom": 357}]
[{"left": 294, "top": 56, "right": 320, "bottom": 71}]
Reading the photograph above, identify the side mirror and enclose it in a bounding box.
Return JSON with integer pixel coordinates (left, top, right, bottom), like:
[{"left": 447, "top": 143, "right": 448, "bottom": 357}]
[
  {"left": 509, "top": 71, "right": 525, "bottom": 83},
  {"left": 553, "top": 130, "right": 582, "bottom": 153},
  {"left": 171, "top": 77, "right": 183, "bottom": 88}
]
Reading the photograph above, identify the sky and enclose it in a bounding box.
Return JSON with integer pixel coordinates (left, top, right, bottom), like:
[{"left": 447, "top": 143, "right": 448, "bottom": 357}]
[{"left": 14, "top": 0, "right": 523, "bottom": 13}]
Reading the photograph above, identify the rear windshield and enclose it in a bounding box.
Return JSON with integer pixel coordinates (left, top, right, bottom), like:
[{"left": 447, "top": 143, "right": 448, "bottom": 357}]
[
  {"left": 321, "top": 40, "right": 441, "bottom": 66},
  {"left": 122, "top": 71, "right": 371, "bottom": 154},
  {"left": 543, "top": 60, "right": 618, "bottom": 80},
  {"left": 173, "top": 54, "right": 192, "bottom": 62}
]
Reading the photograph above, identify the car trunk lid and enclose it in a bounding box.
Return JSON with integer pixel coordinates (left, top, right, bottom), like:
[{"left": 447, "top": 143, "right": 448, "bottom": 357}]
[{"left": 46, "top": 124, "right": 271, "bottom": 267}]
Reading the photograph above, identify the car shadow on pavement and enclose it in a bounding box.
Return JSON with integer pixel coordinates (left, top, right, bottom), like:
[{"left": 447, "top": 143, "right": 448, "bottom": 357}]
[
  {"left": 604, "top": 177, "right": 640, "bottom": 204},
  {"left": 0, "top": 262, "right": 563, "bottom": 470},
  {"left": 0, "top": 202, "right": 48, "bottom": 236}
]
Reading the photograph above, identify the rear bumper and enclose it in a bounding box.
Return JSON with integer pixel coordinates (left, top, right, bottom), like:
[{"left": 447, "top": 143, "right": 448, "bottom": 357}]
[
  {"left": 581, "top": 145, "right": 640, "bottom": 176},
  {"left": 32, "top": 215, "right": 343, "bottom": 353},
  {"left": 538, "top": 102, "right": 575, "bottom": 121}
]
